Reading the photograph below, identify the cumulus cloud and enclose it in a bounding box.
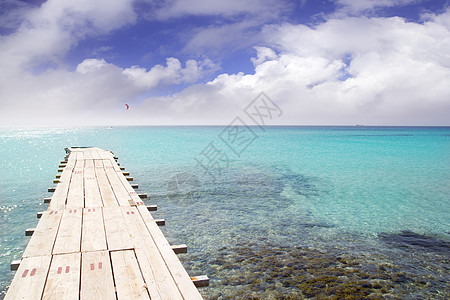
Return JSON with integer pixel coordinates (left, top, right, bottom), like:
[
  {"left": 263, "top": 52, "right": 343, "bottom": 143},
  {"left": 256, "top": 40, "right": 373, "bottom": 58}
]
[
  {"left": 335, "top": 0, "right": 423, "bottom": 15},
  {"left": 123, "top": 57, "right": 217, "bottom": 88},
  {"left": 153, "top": 0, "right": 288, "bottom": 20},
  {"left": 150, "top": 0, "right": 291, "bottom": 56},
  {"left": 0, "top": 56, "right": 218, "bottom": 126},
  {"left": 0, "top": 0, "right": 136, "bottom": 72},
  {"left": 183, "top": 20, "right": 263, "bottom": 55},
  {"left": 1, "top": 0, "right": 449, "bottom": 126},
  {"left": 0, "top": 0, "right": 219, "bottom": 126},
  {"left": 135, "top": 8, "right": 450, "bottom": 125}
]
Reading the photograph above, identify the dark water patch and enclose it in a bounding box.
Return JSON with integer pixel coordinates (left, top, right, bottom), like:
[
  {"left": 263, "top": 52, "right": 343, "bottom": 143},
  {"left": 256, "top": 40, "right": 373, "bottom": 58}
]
[
  {"left": 280, "top": 173, "right": 321, "bottom": 198},
  {"left": 297, "top": 222, "right": 335, "bottom": 228},
  {"left": 380, "top": 231, "right": 450, "bottom": 253},
  {"left": 183, "top": 240, "right": 449, "bottom": 299},
  {"left": 161, "top": 165, "right": 324, "bottom": 211}
]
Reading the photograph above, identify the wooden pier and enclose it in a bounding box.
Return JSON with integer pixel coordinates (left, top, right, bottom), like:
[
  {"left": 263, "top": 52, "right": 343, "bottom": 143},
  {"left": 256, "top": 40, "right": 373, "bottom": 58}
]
[{"left": 6, "top": 147, "right": 205, "bottom": 299}]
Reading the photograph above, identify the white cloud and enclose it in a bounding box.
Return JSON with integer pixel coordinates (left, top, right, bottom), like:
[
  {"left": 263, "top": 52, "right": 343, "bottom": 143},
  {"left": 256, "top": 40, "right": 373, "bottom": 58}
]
[
  {"left": 0, "top": 0, "right": 219, "bottom": 126},
  {"left": 0, "top": 55, "right": 218, "bottom": 126},
  {"left": 134, "top": 8, "right": 450, "bottom": 125},
  {"left": 151, "top": 0, "right": 290, "bottom": 56},
  {"left": 153, "top": 0, "right": 288, "bottom": 19},
  {"left": 183, "top": 20, "right": 262, "bottom": 55},
  {"left": 123, "top": 57, "right": 218, "bottom": 88},
  {"left": 1, "top": 1, "right": 449, "bottom": 126},
  {"left": 0, "top": 0, "right": 136, "bottom": 72},
  {"left": 335, "top": 0, "right": 422, "bottom": 15}
]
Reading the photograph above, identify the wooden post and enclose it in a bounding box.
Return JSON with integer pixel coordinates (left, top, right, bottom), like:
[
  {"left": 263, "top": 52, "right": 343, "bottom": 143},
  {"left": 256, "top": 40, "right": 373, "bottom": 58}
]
[
  {"left": 25, "top": 228, "right": 35, "bottom": 236},
  {"left": 146, "top": 205, "right": 157, "bottom": 211},
  {"left": 155, "top": 219, "right": 165, "bottom": 226},
  {"left": 191, "top": 275, "right": 209, "bottom": 287},
  {"left": 171, "top": 244, "right": 187, "bottom": 254},
  {"left": 10, "top": 260, "right": 20, "bottom": 271}
]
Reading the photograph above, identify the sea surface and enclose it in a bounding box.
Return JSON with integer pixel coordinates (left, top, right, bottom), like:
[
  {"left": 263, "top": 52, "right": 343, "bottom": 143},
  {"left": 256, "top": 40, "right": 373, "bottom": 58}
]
[{"left": 0, "top": 126, "right": 449, "bottom": 299}]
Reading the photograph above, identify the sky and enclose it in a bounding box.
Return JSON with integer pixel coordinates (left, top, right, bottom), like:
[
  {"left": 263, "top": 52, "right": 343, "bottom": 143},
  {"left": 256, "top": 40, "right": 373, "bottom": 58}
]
[{"left": 0, "top": 0, "right": 449, "bottom": 126}]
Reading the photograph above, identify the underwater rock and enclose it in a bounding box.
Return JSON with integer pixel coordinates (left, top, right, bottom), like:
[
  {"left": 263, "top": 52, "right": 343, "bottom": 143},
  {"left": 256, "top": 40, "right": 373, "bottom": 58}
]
[
  {"left": 380, "top": 230, "right": 450, "bottom": 253},
  {"left": 193, "top": 241, "right": 450, "bottom": 299}
]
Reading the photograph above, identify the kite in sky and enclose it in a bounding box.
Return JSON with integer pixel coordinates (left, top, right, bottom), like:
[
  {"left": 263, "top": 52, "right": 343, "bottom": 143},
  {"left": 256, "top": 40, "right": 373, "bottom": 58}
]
[{"left": 125, "top": 104, "right": 129, "bottom": 110}]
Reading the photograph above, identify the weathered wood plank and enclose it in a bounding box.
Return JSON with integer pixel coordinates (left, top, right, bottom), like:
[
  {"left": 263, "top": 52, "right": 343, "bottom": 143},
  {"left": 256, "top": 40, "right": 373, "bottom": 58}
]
[
  {"left": 121, "top": 207, "right": 183, "bottom": 300},
  {"left": 77, "top": 151, "right": 84, "bottom": 161},
  {"left": 84, "top": 159, "right": 103, "bottom": 208},
  {"left": 103, "top": 159, "right": 132, "bottom": 206},
  {"left": 95, "top": 160, "right": 119, "bottom": 207},
  {"left": 90, "top": 149, "right": 101, "bottom": 159},
  {"left": 83, "top": 150, "right": 92, "bottom": 159},
  {"left": 53, "top": 209, "right": 82, "bottom": 255},
  {"left": 109, "top": 160, "right": 143, "bottom": 206},
  {"left": 110, "top": 250, "right": 150, "bottom": 300},
  {"left": 136, "top": 205, "right": 203, "bottom": 299},
  {"left": 42, "top": 252, "right": 81, "bottom": 300},
  {"left": 48, "top": 164, "right": 73, "bottom": 210},
  {"left": 80, "top": 251, "right": 116, "bottom": 300},
  {"left": 81, "top": 208, "right": 107, "bottom": 252},
  {"left": 4, "top": 255, "right": 51, "bottom": 300},
  {"left": 97, "top": 149, "right": 114, "bottom": 160},
  {"left": 66, "top": 160, "right": 84, "bottom": 209},
  {"left": 23, "top": 210, "right": 62, "bottom": 258},
  {"left": 103, "top": 206, "right": 133, "bottom": 251}
]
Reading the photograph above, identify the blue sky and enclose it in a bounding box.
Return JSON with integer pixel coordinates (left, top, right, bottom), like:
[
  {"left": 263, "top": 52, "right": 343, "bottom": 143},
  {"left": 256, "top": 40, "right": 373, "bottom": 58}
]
[{"left": 0, "top": 0, "right": 449, "bottom": 126}]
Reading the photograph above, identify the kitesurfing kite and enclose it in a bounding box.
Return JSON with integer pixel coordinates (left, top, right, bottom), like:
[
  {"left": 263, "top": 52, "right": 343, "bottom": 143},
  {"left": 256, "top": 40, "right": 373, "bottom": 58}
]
[{"left": 125, "top": 104, "right": 130, "bottom": 110}]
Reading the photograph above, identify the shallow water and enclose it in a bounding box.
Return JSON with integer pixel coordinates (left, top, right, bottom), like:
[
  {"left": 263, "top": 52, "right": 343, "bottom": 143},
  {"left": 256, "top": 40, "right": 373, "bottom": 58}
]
[{"left": 1, "top": 126, "right": 449, "bottom": 299}]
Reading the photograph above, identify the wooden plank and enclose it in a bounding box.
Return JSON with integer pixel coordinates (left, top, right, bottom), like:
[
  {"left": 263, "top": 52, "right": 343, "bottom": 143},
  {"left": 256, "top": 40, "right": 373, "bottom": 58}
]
[
  {"left": 103, "top": 206, "right": 133, "bottom": 251},
  {"left": 80, "top": 251, "right": 116, "bottom": 300},
  {"left": 83, "top": 150, "right": 92, "bottom": 159},
  {"left": 81, "top": 208, "right": 107, "bottom": 252},
  {"left": 84, "top": 159, "right": 103, "bottom": 207},
  {"left": 97, "top": 149, "right": 114, "bottom": 160},
  {"left": 121, "top": 207, "right": 183, "bottom": 300},
  {"left": 66, "top": 160, "right": 84, "bottom": 208},
  {"left": 90, "top": 150, "right": 101, "bottom": 159},
  {"left": 53, "top": 209, "right": 82, "bottom": 255},
  {"left": 95, "top": 160, "right": 119, "bottom": 207},
  {"left": 77, "top": 151, "right": 84, "bottom": 161},
  {"left": 4, "top": 255, "right": 51, "bottom": 300},
  {"left": 42, "top": 253, "right": 81, "bottom": 300},
  {"left": 136, "top": 205, "right": 203, "bottom": 299},
  {"left": 23, "top": 210, "right": 62, "bottom": 258},
  {"left": 103, "top": 159, "right": 132, "bottom": 206},
  {"left": 110, "top": 250, "right": 150, "bottom": 300},
  {"left": 48, "top": 165, "right": 73, "bottom": 210},
  {"left": 109, "top": 160, "right": 143, "bottom": 206}
]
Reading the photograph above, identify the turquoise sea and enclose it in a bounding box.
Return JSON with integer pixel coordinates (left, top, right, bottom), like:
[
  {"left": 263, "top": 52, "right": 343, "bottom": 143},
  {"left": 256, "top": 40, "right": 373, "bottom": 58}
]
[{"left": 0, "top": 126, "right": 449, "bottom": 299}]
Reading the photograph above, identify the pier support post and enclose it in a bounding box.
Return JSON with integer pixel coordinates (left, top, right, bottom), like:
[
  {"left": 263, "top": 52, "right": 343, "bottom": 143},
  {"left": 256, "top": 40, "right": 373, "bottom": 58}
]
[{"left": 191, "top": 275, "right": 209, "bottom": 287}]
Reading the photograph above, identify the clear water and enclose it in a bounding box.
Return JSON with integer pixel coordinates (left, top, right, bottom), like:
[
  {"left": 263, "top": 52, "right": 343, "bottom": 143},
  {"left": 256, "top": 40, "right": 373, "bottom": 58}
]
[{"left": 1, "top": 126, "right": 449, "bottom": 299}]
